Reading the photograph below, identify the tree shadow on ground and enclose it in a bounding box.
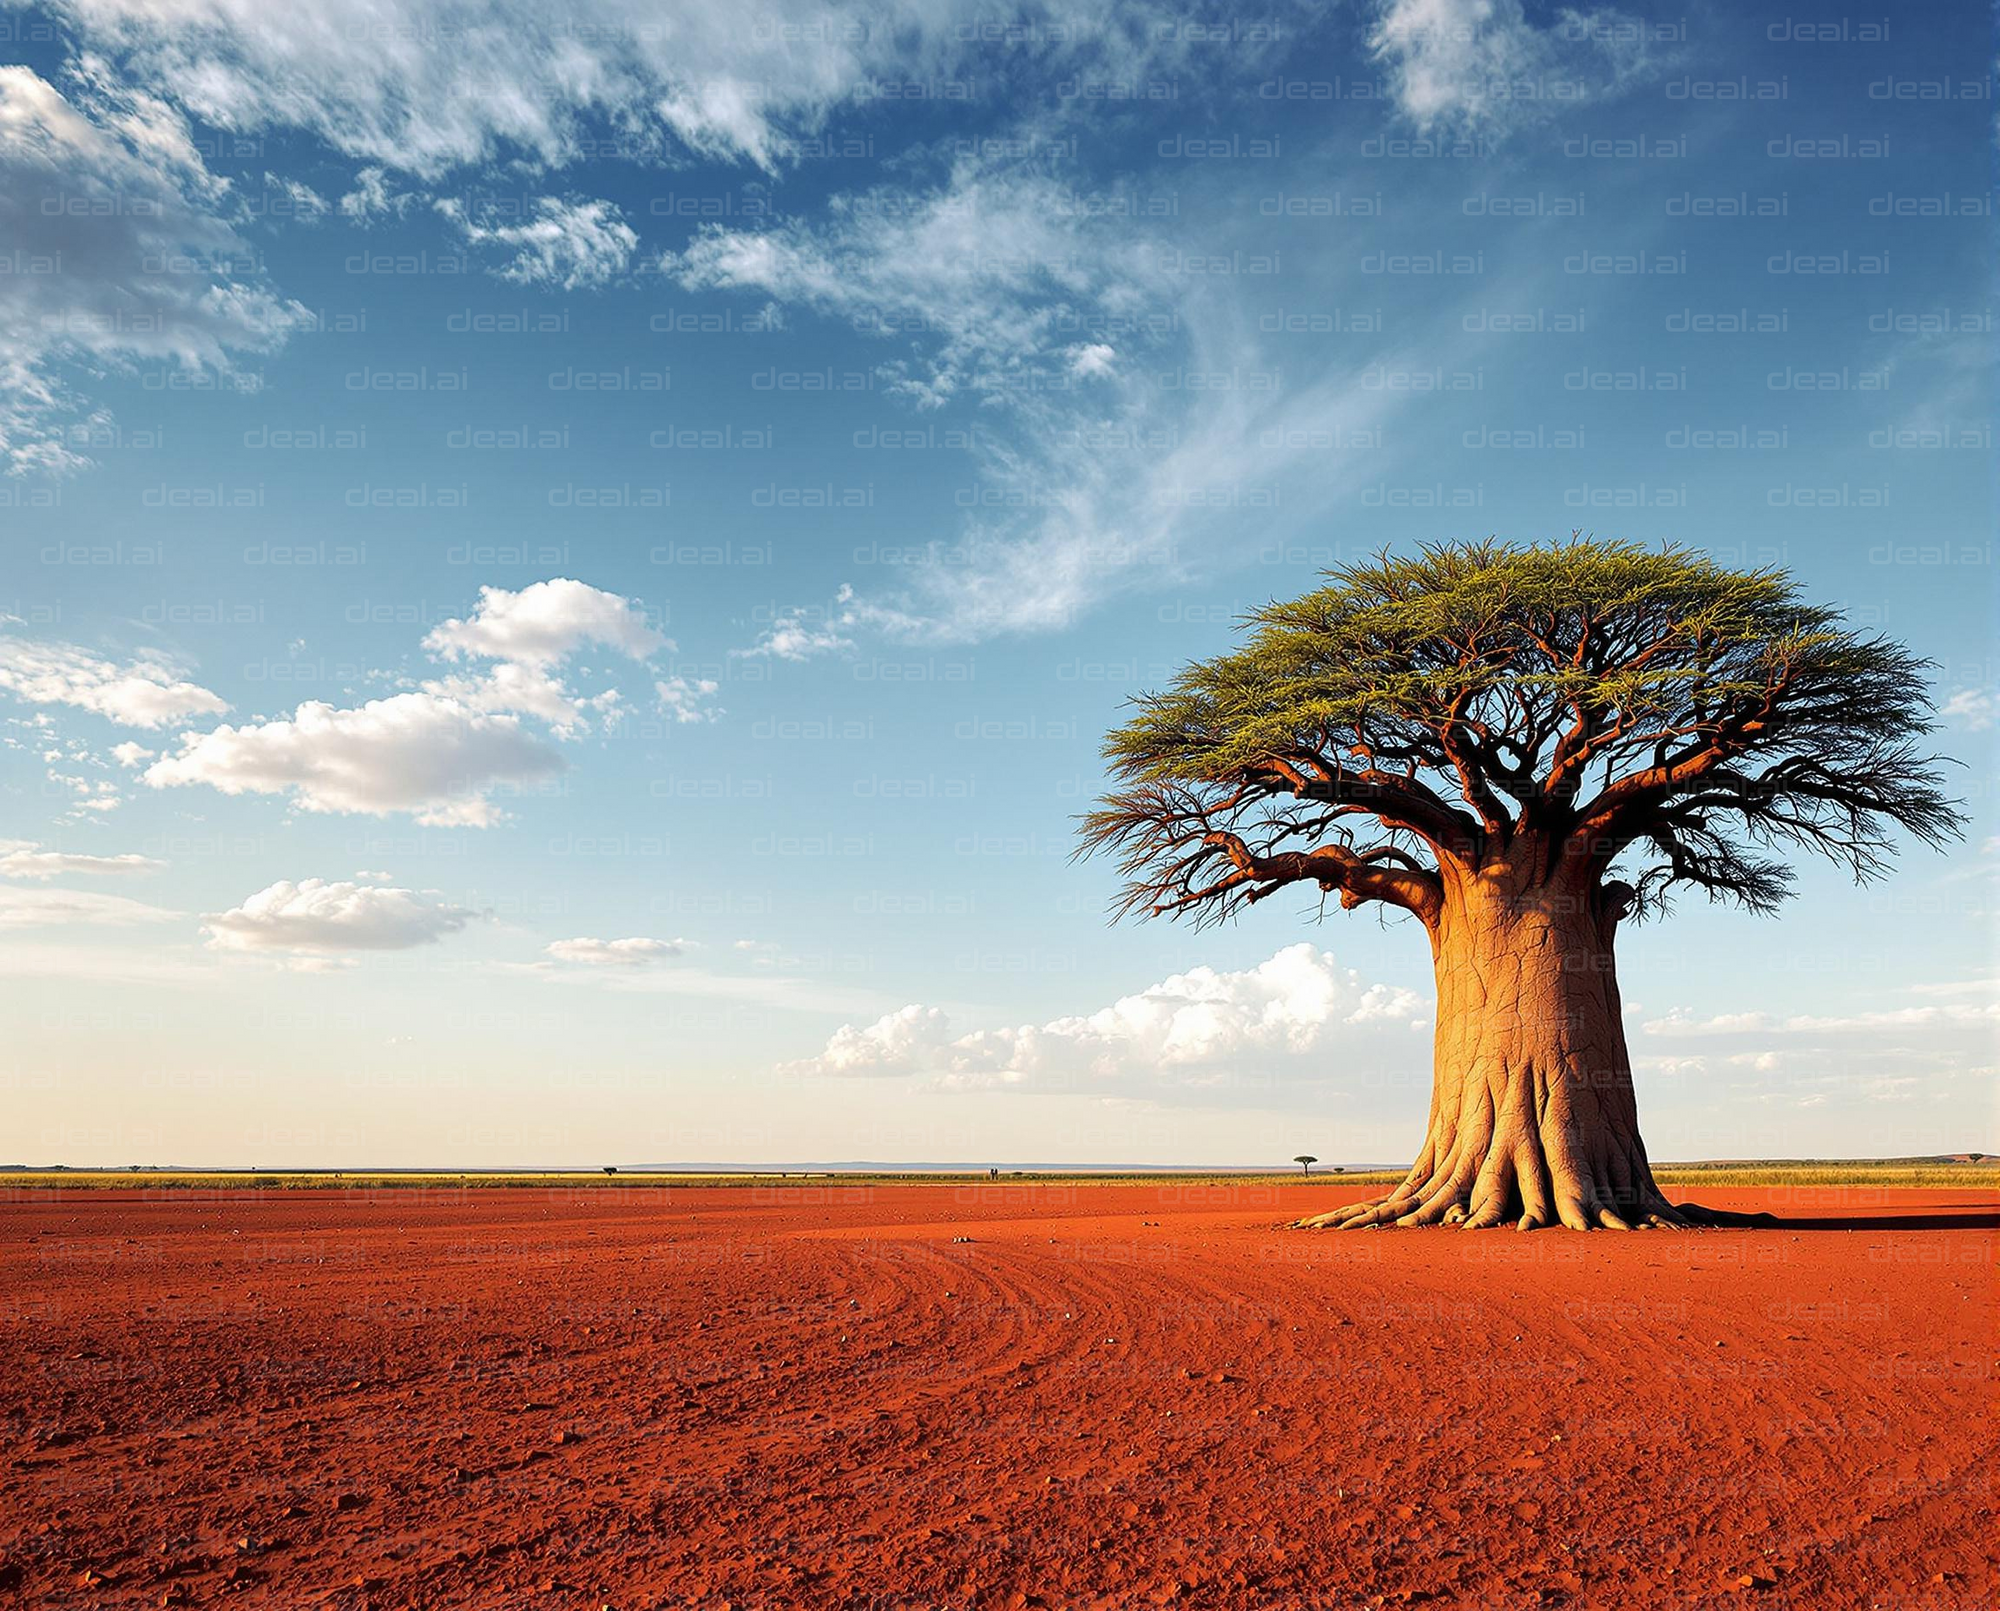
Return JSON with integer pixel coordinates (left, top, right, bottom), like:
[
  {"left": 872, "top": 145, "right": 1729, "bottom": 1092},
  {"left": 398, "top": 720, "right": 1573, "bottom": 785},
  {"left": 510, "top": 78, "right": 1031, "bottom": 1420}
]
[{"left": 1746, "top": 1204, "right": 2000, "bottom": 1232}]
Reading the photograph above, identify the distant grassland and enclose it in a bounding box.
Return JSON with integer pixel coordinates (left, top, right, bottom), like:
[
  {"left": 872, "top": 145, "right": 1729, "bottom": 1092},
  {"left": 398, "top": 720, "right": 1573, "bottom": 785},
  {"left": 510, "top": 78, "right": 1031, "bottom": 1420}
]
[
  {"left": 1650, "top": 1161, "right": 1995, "bottom": 1190},
  {"left": 3, "top": 1160, "right": 1992, "bottom": 1193}
]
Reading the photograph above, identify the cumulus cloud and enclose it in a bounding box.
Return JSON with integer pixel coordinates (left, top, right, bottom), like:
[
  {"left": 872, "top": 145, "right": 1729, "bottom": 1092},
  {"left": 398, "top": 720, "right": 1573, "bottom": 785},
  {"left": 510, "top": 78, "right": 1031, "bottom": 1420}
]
[
  {"left": 416, "top": 578, "right": 666, "bottom": 735},
  {"left": 544, "top": 936, "right": 688, "bottom": 966},
  {"left": 420, "top": 662, "right": 621, "bottom": 739},
  {"left": 143, "top": 692, "right": 563, "bottom": 826},
  {"left": 0, "top": 884, "right": 179, "bottom": 929},
  {"left": 1367, "top": 0, "right": 1664, "bottom": 139},
  {"left": 130, "top": 578, "right": 681, "bottom": 822},
  {"left": 440, "top": 196, "right": 638, "bottom": 289},
  {"left": 204, "top": 877, "right": 476, "bottom": 955},
  {"left": 806, "top": 1003, "right": 956, "bottom": 1075},
  {"left": 0, "top": 65, "right": 307, "bottom": 472},
  {"left": 1067, "top": 342, "right": 1118, "bottom": 379},
  {"left": 788, "top": 943, "right": 1425, "bottom": 1093},
  {"left": 0, "top": 845, "right": 164, "bottom": 879},
  {"left": 424, "top": 579, "right": 666, "bottom": 666},
  {"left": 0, "top": 637, "right": 229, "bottom": 727}
]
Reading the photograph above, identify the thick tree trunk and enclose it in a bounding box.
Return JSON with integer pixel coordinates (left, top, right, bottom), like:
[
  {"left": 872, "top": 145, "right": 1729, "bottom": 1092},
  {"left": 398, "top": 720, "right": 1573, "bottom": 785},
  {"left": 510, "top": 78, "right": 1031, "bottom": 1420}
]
[{"left": 1300, "top": 861, "right": 1717, "bottom": 1231}]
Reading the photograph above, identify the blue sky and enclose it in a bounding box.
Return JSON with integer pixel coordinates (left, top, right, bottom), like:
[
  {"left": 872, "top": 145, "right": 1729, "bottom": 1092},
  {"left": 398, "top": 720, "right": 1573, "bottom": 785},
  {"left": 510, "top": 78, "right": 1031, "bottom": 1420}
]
[{"left": 1, "top": 0, "right": 1993, "bottom": 1166}]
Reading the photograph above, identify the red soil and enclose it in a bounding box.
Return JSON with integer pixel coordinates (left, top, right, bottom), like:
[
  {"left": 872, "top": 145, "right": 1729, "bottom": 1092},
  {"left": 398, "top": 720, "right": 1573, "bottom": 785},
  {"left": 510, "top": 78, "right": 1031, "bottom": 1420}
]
[{"left": 2, "top": 1183, "right": 1992, "bottom": 1610}]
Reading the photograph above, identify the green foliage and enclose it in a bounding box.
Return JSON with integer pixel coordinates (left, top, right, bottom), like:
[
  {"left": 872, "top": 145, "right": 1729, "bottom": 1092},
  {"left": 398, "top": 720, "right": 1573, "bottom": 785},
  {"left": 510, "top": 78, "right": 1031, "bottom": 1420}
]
[{"left": 1084, "top": 537, "right": 1963, "bottom": 924}]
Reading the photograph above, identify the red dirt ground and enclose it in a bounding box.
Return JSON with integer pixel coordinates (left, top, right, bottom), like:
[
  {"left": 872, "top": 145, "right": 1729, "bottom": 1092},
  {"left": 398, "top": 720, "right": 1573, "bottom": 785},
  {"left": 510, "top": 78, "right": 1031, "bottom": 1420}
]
[{"left": 2, "top": 1183, "right": 1993, "bottom": 1610}]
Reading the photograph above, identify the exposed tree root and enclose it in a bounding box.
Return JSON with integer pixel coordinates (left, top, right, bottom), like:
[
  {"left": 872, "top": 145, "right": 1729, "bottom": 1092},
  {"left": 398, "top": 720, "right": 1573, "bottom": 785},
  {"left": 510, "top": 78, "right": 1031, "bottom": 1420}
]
[
  {"left": 1293, "top": 1085, "right": 1778, "bottom": 1232},
  {"left": 1297, "top": 1185, "right": 1776, "bottom": 1232}
]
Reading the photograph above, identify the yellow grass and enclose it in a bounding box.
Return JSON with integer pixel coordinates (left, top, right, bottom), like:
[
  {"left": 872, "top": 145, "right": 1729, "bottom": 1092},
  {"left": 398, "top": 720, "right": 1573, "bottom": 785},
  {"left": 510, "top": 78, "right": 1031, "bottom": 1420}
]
[{"left": 1, "top": 1160, "right": 1990, "bottom": 1192}]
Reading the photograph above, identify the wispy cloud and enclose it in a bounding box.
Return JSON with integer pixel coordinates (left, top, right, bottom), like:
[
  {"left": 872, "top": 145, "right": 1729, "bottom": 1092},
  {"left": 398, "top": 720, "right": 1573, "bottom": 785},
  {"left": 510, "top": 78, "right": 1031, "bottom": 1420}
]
[
  {"left": 0, "top": 636, "right": 230, "bottom": 728},
  {"left": 29, "top": 0, "right": 960, "bottom": 178},
  {"left": 0, "top": 844, "right": 164, "bottom": 880},
  {"left": 1641, "top": 1001, "right": 2000, "bottom": 1037},
  {"left": 0, "top": 883, "right": 180, "bottom": 929},
  {"left": 438, "top": 196, "right": 639, "bottom": 289},
  {"left": 1941, "top": 687, "right": 1995, "bottom": 731},
  {"left": 0, "top": 66, "right": 307, "bottom": 473},
  {"left": 674, "top": 157, "right": 1434, "bottom": 646},
  {"left": 545, "top": 935, "right": 689, "bottom": 966},
  {"left": 1367, "top": 0, "right": 1667, "bottom": 140},
  {"left": 734, "top": 601, "right": 857, "bottom": 662},
  {"left": 654, "top": 675, "right": 721, "bottom": 723}
]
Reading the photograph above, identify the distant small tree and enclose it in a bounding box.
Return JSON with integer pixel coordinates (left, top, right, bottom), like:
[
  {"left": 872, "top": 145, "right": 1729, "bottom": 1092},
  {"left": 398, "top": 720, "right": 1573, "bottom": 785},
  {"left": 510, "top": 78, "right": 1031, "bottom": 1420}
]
[
  {"left": 1294, "top": 1155, "right": 1319, "bottom": 1176},
  {"left": 602, "top": 1166, "right": 617, "bottom": 1177}
]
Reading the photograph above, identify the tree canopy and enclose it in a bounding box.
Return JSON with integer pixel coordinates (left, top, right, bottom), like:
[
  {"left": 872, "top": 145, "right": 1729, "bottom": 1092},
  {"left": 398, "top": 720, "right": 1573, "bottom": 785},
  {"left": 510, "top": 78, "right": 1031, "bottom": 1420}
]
[{"left": 1082, "top": 538, "right": 1963, "bottom": 927}]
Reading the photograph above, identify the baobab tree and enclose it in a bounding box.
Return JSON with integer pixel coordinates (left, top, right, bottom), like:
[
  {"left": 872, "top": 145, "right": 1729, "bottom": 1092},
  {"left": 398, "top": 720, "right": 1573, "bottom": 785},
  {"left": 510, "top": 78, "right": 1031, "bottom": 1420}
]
[{"left": 1083, "top": 541, "right": 1961, "bottom": 1230}]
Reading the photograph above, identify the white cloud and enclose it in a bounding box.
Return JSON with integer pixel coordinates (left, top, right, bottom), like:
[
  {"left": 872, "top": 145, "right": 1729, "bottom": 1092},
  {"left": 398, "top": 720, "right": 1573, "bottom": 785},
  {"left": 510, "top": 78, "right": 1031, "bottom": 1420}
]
[
  {"left": 49, "top": 772, "right": 122, "bottom": 815},
  {"left": 440, "top": 195, "right": 638, "bottom": 289},
  {"left": 671, "top": 149, "right": 1443, "bottom": 645},
  {"left": 1642, "top": 1001, "right": 2000, "bottom": 1037},
  {"left": 788, "top": 943, "right": 1426, "bottom": 1092},
  {"left": 110, "top": 741, "right": 155, "bottom": 767},
  {"left": 0, "top": 939, "right": 219, "bottom": 986},
  {"left": 806, "top": 1003, "right": 956, "bottom": 1075},
  {"left": 664, "top": 163, "right": 1172, "bottom": 412},
  {"left": 423, "top": 579, "right": 665, "bottom": 666},
  {"left": 205, "top": 877, "right": 475, "bottom": 955},
  {"left": 0, "top": 845, "right": 163, "bottom": 879},
  {"left": 516, "top": 956, "right": 885, "bottom": 1016},
  {"left": 1072, "top": 339, "right": 1120, "bottom": 377},
  {"left": 142, "top": 692, "right": 563, "bottom": 826},
  {"left": 1905, "top": 975, "right": 1998, "bottom": 1000},
  {"left": 30, "top": 0, "right": 976, "bottom": 178},
  {"left": 416, "top": 579, "right": 664, "bottom": 735},
  {"left": 1068, "top": 342, "right": 1118, "bottom": 379},
  {"left": 0, "top": 66, "right": 307, "bottom": 473},
  {"left": 544, "top": 936, "right": 688, "bottom": 966},
  {"left": 338, "top": 165, "right": 416, "bottom": 222},
  {"left": 0, "top": 637, "right": 229, "bottom": 727},
  {"left": 735, "top": 606, "right": 855, "bottom": 662},
  {"left": 655, "top": 675, "right": 720, "bottom": 723},
  {"left": 1367, "top": 0, "right": 1664, "bottom": 139},
  {"left": 1941, "top": 687, "right": 1995, "bottom": 730},
  {"left": 420, "top": 662, "right": 620, "bottom": 739},
  {"left": 0, "top": 884, "right": 179, "bottom": 929},
  {"left": 262, "top": 172, "right": 329, "bottom": 221},
  {"left": 130, "top": 579, "right": 679, "bottom": 822}
]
